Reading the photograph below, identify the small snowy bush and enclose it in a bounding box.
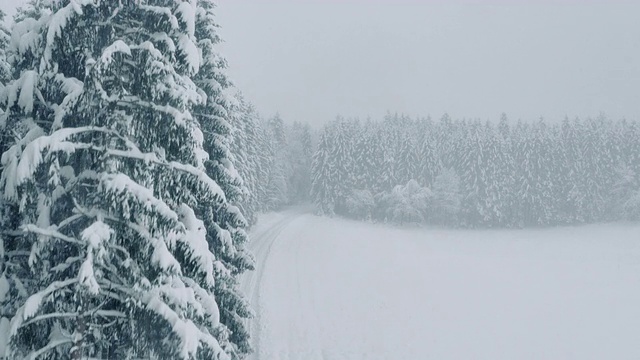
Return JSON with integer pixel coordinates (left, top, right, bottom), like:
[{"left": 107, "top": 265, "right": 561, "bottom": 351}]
[{"left": 374, "top": 180, "right": 432, "bottom": 225}]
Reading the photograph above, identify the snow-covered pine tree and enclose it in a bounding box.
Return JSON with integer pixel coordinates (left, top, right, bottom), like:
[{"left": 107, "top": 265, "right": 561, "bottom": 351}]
[
  {"left": 579, "top": 116, "right": 611, "bottom": 222},
  {"left": 528, "top": 120, "right": 557, "bottom": 225},
  {"left": 608, "top": 119, "right": 638, "bottom": 218},
  {"left": 417, "top": 130, "right": 440, "bottom": 189},
  {"left": 493, "top": 114, "right": 517, "bottom": 226},
  {"left": 231, "top": 93, "right": 264, "bottom": 225},
  {"left": 375, "top": 125, "right": 398, "bottom": 192},
  {"left": 298, "top": 122, "right": 314, "bottom": 200},
  {"left": 1, "top": 1, "right": 241, "bottom": 358},
  {"left": 331, "top": 118, "right": 358, "bottom": 213},
  {"left": 394, "top": 136, "right": 419, "bottom": 186},
  {"left": 255, "top": 117, "right": 277, "bottom": 209},
  {"left": 365, "top": 127, "right": 390, "bottom": 193},
  {"left": 192, "top": 2, "right": 255, "bottom": 357},
  {"left": 512, "top": 120, "right": 531, "bottom": 226},
  {"left": 481, "top": 121, "right": 512, "bottom": 227},
  {"left": 285, "top": 121, "right": 313, "bottom": 204},
  {"left": 263, "top": 113, "right": 289, "bottom": 209},
  {"left": 435, "top": 113, "right": 455, "bottom": 169},
  {"left": 557, "top": 117, "right": 583, "bottom": 223},
  {"left": 310, "top": 126, "right": 336, "bottom": 215},
  {"left": 268, "top": 112, "right": 286, "bottom": 148},
  {"left": 458, "top": 121, "right": 489, "bottom": 227},
  {"left": 350, "top": 119, "right": 379, "bottom": 192}
]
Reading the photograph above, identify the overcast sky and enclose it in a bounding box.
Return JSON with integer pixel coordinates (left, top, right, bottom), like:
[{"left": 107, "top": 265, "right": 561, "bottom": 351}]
[{"left": 3, "top": 0, "right": 640, "bottom": 125}]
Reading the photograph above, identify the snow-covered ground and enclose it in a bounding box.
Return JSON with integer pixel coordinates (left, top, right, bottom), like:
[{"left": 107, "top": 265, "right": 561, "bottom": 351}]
[{"left": 242, "top": 210, "right": 640, "bottom": 360}]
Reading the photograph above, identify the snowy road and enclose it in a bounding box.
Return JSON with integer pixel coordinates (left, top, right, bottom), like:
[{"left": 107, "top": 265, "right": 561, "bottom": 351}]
[
  {"left": 240, "top": 208, "right": 309, "bottom": 360},
  {"left": 242, "top": 210, "right": 640, "bottom": 360}
]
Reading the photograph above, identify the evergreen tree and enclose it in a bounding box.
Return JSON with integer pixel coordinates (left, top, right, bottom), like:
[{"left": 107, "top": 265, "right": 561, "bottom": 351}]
[
  {"left": 417, "top": 129, "right": 440, "bottom": 189},
  {"left": 285, "top": 121, "right": 313, "bottom": 203},
  {"left": 0, "top": 1, "right": 245, "bottom": 358},
  {"left": 310, "top": 127, "right": 335, "bottom": 215},
  {"left": 330, "top": 118, "right": 357, "bottom": 213},
  {"left": 481, "top": 122, "right": 511, "bottom": 227},
  {"left": 232, "top": 93, "right": 265, "bottom": 225},
  {"left": 394, "top": 136, "right": 419, "bottom": 186},
  {"left": 494, "top": 115, "right": 517, "bottom": 226},
  {"left": 352, "top": 119, "right": 378, "bottom": 191},
  {"left": 459, "top": 122, "right": 488, "bottom": 227},
  {"left": 264, "top": 114, "right": 289, "bottom": 209}
]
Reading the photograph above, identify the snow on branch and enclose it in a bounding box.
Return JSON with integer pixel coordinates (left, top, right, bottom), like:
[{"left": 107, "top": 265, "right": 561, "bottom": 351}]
[
  {"left": 81, "top": 220, "right": 112, "bottom": 251},
  {"left": 42, "top": 0, "right": 96, "bottom": 68},
  {"left": 5, "top": 70, "right": 38, "bottom": 113},
  {"left": 169, "top": 161, "right": 225, "bottom": 201},
  {"left": 141, "top": 293, "right": 227, "bottom": 360},
  {"left": 105, "top": 147, "right": 225, "bottom": 201},
  {"left": 116, "top": 95, "right": 191, "bottom": 127},
  {"left": 175, "top": 1, "right": 197, "bottom": 37},
  {"left": 9, "top": 279, "right": 78, "bottom": 337},
  {"left": 100, "top": 39, "right": 131, "bottom": 65},
  {"left": 174, "top": 1, "right": 200, "bottom": 74},
  {"left": 177, "top": 34, "right": 200, "bottom": 74},
  {"left": 182, "top": 277, "right": 220, "bottom": 326},
  {"left": 125, "top": 221, "right": 181, "bottom": 274},
  {"left": 77, "top": 221, "right": 113, "bottom": 294},
  {"left": 20, "top": 309, "right": 125, "bottom": 329},
  {"left": 52, "top": 74, "right": 84, "bottom": 130},
  {"left": 139, "top": 5, "right": 180, "bottom": 30},
  {"left": 9, "top": 17, "right": 41, "bottom": 57},
  {"left": 1, "top": 125, "right": 44, "bottom": 200},
  {"left": 21, "top": 224, "right": 82, "bottom": 245},
  {"left": 27, "top": 338, "right": 73, "bottom": 360},
  {"left": 100, "top": 173, "right": 179, "bottom": 223},
  {"left": 177, "top": 204, "right": 217, "bottom": 288},
  {"left": 150, "top": 32, "right": 176, "bottom": 52},
  {"left": 1, "top": 126, "right": 109, "bottom": 200}
]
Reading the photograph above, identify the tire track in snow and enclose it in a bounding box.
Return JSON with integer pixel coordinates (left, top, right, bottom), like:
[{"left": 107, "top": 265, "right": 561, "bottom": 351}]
[{"left": 241, "top": 210, "right": 306, "bottom": 360}]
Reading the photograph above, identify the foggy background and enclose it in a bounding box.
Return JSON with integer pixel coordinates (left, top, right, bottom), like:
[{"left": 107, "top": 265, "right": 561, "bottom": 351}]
[{"left": 4, "top": 0, "right": 640, "bottom": 125}]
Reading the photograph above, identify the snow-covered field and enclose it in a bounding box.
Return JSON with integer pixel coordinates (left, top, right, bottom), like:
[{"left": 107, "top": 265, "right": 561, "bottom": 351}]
[{"left": 242, "top": 210, "right": 640, "bottom": 360}]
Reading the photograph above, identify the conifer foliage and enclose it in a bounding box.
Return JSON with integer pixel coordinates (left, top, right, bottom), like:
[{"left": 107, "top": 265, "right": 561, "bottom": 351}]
[{"left": 0, "top": 0, "right": 253, "bottom": 358}]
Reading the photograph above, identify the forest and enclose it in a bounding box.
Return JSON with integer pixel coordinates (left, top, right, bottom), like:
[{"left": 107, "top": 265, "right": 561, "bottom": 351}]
[
  {"left": 0, "top": 1, "right": 638, "bottom": 359},
  {"left": 310, "top": 114, "right": 640, "bottom": 227}
]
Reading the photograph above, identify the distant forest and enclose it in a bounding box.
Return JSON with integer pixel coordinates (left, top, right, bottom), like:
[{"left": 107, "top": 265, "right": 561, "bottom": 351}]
[{"left": 309, "top": 114, "right": 640, "bottom": 228}]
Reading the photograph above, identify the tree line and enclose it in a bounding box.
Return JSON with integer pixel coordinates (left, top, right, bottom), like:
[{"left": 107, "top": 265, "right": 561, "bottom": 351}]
[{"left": 311, "top": 114, "right": 640, "bottom": 227}]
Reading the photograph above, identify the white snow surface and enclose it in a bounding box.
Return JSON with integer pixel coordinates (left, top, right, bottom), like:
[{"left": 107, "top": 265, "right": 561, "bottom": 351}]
[{"left": 243, "top": 209, "right": 640, "bottom": 360}]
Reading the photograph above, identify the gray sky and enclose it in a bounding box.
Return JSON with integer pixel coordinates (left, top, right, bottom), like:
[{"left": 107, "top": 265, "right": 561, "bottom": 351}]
[{"left": 4, "top": 0, "right": 640, "bottom": 125}]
